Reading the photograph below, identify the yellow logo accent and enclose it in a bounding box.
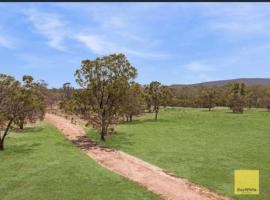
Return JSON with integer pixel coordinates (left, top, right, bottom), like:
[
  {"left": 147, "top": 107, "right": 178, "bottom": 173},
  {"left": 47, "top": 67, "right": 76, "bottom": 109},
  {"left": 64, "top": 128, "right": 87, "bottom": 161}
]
[{"left": 234, "top": 170, "right": 259, "bottom": 195}]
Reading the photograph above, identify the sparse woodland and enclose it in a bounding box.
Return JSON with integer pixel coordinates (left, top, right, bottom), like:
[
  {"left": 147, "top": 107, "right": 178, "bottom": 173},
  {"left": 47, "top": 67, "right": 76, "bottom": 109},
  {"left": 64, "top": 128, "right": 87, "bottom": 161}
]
[
  {"left": 47, "top": 54, "right": 270, "bottom": 141},
  {"left": 2, "top": 53, "right": 270, "bottom": 146}
]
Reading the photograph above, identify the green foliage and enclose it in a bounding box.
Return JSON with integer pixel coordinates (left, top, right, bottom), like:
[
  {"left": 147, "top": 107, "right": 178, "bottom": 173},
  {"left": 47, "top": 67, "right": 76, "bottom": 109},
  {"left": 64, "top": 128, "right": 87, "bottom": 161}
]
[
  {"left": 199, "top": 87, "right": 216, "bottom": 111},
  {"left": 144, "top": 81, "right": 172, "bottom": 120},
  {"left": 160, "top": 85, "right": 173, "bottom": 107},
  {"left": 74, "top": 53, "right": 137, "bottom": 140},
  {"left": 260, "top": 88, "right": 270, "bottom": 111},
  {"left": 59, "top": 82, "right": 76, "bottom": 115},
  {"left": 171, "top": 83, "right": 270, "bottom": 110},
  {"left": 170, "top": 85, "right": 206, "bottom": 107},
  {"left": 0, "top": 73, "right": 45, "bottom": 150},
  {"left": 121, "top": 82, "right": 144, "bottom": 122},
  {"left": 226, "top": 82, "right": 246, "bottom": 113},
  {"left": 14, "top": 75, "right": 46, "bottom": 129},
  {"left": 0, "top": 74, "right": 23, "bottom": 150}
]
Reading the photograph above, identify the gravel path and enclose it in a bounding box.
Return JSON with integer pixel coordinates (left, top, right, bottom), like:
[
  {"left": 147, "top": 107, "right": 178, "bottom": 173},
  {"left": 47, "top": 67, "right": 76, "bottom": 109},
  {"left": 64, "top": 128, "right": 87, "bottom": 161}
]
[{"left": 45, "top": 113, "right": 231, "bottom": 200}]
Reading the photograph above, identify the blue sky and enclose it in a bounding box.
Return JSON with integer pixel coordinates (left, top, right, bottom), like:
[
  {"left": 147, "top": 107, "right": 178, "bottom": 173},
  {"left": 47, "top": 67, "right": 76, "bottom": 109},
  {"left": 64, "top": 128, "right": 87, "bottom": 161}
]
[{"left": 1, "top": 3, "right": 270, "bottom": 88}]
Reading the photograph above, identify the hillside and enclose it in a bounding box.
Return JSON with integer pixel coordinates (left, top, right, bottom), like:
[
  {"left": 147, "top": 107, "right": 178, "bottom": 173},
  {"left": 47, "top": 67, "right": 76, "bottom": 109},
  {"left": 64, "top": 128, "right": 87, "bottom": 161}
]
[{"left": 171, "top": 78, "right": 270, "bottom": 87}]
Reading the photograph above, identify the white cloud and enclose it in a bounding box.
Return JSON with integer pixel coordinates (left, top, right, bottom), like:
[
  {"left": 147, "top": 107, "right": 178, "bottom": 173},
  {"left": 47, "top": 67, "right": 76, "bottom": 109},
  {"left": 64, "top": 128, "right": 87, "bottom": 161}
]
[
  {"left": 75, "top": 34, "right": 118, "bottom": 55},
  {"left": 23, "top": 8, "right": 169, "bottom": 60},
  {"left": 25, "top": 9, "right": 68, "bottom": 51},
  {"left": 75, "top": 33, "right": 169, "bottom": 60},
  {"left": 20, "top": 4, "right": 181, "bottom": 65}
]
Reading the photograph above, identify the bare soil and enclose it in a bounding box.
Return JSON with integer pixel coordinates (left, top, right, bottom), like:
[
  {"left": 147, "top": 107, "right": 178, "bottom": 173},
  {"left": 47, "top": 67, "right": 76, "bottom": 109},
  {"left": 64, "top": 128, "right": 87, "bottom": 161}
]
[{"left": 45, "top": 113, "right": 232, "bottom": 200}]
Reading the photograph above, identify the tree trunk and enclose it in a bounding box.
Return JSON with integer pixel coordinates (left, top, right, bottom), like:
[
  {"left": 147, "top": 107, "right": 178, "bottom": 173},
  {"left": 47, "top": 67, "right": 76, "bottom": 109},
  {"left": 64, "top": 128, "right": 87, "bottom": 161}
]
[
  {"left": 0, "top": 140, "right": 4, "bottom": 151},
  {"left": 19, "top": 121, "right": 24, "bottom": 130},
  {"left": 100, "top": 122, "right": 107, "bottom": 141},
  {"left": 101, "top": 132, "right": 106, "bottom": 141},
  {"left": 0, "top": 118, "right": 13, "bottom": 151},
  {"left": 155, "top": 110, "right": 158, "bottom": 120},
  {"left": 129, "top": 115, "right": 133, "bottom": 122}
]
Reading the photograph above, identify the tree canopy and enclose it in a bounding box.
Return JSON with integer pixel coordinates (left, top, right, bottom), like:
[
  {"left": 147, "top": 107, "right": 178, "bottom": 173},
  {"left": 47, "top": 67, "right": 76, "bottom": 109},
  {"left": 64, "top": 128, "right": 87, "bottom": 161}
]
[
  {"left": 0, "top": 74, "right": 46, "bottom": 150},
  {"left": 74, "top": 54, "right": 137, "bottom": 140}
]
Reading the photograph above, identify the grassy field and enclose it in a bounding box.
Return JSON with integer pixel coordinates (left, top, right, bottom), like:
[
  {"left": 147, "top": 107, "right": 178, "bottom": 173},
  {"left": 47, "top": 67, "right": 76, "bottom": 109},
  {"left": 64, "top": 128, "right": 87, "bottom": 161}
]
[
  {"left": 86, "top": 107, "right": 270, "bottom": 200},
  {"left": 0, "top": 122, "right": 161, "bottom": 200}
]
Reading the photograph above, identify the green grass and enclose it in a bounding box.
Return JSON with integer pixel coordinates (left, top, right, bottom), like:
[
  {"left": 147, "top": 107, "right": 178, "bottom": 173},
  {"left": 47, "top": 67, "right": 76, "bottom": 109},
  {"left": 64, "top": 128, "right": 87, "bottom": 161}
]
[
  {"left": 0, "top": 122, "right": 161, "bottom": 200},
  {"left": 86, "top": 108, "right": 270, "bottom": 200}
]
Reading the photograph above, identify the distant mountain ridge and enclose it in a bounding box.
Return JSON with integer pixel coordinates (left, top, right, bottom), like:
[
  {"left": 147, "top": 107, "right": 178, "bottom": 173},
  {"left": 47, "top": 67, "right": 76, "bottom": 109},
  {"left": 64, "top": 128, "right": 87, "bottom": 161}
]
[{"left": 171, "top": 78, "right": 270, "bottom": 87}]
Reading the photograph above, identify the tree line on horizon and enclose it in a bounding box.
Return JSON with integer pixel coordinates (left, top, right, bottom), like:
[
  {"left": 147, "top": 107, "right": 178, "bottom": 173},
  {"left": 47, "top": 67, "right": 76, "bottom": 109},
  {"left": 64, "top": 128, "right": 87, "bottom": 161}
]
[
  {"left": 2, "top": 53, "right": 270, "bottom": 147},
  {"left": 170, "top": 82, "right": 270, "bottom": 112},
  {"left": 47, "top": 54, "right": 270, "bottom": 141}
]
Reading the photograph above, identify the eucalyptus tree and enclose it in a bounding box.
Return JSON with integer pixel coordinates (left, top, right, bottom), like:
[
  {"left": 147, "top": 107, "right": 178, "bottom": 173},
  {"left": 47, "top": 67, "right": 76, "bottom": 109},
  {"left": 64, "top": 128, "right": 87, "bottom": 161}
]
[
  {"left": 0, "top": 74, "right": 21, "bottom": 150},
  {"left": 200, "top": 87, "right": 216, "bottom": 111},
  {"left": 59, "top": 82, "right": 76, "bottom": 115},
  {"left": 144, "top": 81, "right": 167, "bottom": 120},
  {"left": 0, "top": 74, "right": 46, "bottom": 150},
  {"left": 62, "top": 82, "right": 73, "bottom": 100},
  {"left": 75, "top": 54, "right": 137, "bottom": 141},
  {"left": 15, "top": 75, "right": 46, "bottom": 129},
  {"left": 121, "top": 82, "right": 144, "bottom": 122},
  {"left": 261, "top": 89, "right": 270, "bottom": 111},
  {"left": 160, "top": 85, "right": 173, "bottom": 108},
  {"left": 227, "top": 82, "right": 246, "bottom": 113}
]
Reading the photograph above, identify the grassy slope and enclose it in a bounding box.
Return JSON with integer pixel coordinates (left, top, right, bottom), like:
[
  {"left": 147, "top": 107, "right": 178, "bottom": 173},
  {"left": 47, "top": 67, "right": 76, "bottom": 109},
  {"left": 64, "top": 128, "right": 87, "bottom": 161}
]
[
  {"left": 0, "top": 122, "right": 161, "bottom": 200},
  {"left": 86, "top": 108, "right": 270, "bottom": 200}
]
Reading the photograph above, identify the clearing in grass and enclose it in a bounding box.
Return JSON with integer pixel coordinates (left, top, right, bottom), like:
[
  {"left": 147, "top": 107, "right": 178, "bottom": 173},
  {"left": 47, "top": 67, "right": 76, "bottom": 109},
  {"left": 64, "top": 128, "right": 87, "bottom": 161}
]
[
  {"left": 86, "top": 107, "right": 270, "bottom": 200},
  {"left": 0, "top": 122, "right": 161, "bottom": 200}
]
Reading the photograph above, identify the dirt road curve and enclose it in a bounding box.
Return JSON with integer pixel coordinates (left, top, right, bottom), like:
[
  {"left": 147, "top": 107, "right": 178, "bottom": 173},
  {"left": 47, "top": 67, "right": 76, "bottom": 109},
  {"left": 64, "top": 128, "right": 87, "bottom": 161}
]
[{"left": 45, "top": 113, "right": 231, "bottom": 200}]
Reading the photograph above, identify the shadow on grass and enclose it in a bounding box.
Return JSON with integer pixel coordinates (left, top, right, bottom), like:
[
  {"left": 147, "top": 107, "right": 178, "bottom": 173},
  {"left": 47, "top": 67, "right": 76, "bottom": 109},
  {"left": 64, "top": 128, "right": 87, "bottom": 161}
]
[
  {"left": 257, "top": 110, "right": 270, "bottom": 113},
  {"left": 224, "top": 110, "right": 246, "bottom": 114},
  {"left": 5, "top": 142, "right": 41, "bottom": 154},
  {"left": 54, "top": 141, "right": 73, "bottom": 147},
  {"left": 126, "top": 118, "right": 171, "bottom": 125},
  {"left": 106, "top": 131, "right": 136, "bottom": 150},
  {"left": 200, "top": 109, "right": 214, "bottom": 112},
  {"left": 86, "top": 128, "right": 136, "bottom": 150},
  {"left": 13, "top": 126, "right": 44, "bottom": 134}
]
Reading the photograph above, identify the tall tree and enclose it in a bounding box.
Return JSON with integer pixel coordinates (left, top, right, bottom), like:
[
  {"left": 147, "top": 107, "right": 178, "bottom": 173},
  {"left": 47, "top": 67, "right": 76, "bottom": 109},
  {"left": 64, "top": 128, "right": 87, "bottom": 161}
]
[
  {"left": 59, "top": 83, "right": 75, "bottom": 115},
  {"left": 144, "top": 81, "right": 163, "bottom": 120},
  {"left": 75, "top": 54, "right": 137, "bottom": 141},
  {"left": 121, "top": 82, "right": 144, "bottom": 122},
  {"left": 0, "top": 74, "right": 46, "bottom": 150},
  {"left": 261, "top": 89, "right": 270, "bottom": 111},
  {"left": 15, "top": 75, "right": 46, "bottom": 129},
  {"left": 227, "top": 82, "right": 246, "bottom": 113},
  {"left": 200, "top": 87, "right": 216, "bottom": 111},
  {"left": 0, "top": 74, "right": 21, "bottom": 150},
  {"left": 160, "top": 86, "right": 173, "bottom": 108},
  {"left": 62, "top": 82, "right": 73, "bottom": 100}
]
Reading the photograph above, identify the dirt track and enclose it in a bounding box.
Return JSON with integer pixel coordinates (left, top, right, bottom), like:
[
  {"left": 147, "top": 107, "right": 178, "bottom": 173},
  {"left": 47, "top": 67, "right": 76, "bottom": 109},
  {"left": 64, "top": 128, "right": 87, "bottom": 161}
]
[{"left": 45, "top": 113, "right": 231, "bottom": 200}]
